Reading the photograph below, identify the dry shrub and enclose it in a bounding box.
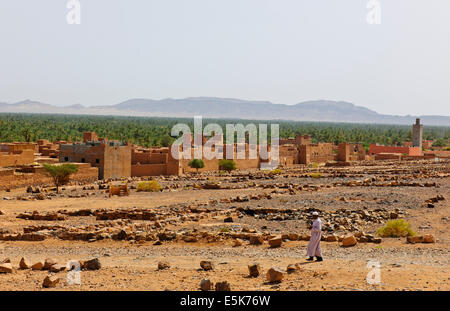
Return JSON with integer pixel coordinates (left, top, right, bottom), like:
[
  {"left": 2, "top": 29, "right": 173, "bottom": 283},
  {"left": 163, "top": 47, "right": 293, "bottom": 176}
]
[
  {"left": 137, "top": 180, "right": 162, "bottom": 192},
  {"left": 377, "top": 219, "right": 416, "bottom": 237}
]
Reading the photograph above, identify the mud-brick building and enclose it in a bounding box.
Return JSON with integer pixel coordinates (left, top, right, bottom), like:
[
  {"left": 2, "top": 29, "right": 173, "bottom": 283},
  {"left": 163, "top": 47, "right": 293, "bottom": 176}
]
[
  {"left": 59, "top": 134, "right": 131, "bottom": 180},
  {"left": 0, "top": 143, "right": 36, "bottom": 167}
]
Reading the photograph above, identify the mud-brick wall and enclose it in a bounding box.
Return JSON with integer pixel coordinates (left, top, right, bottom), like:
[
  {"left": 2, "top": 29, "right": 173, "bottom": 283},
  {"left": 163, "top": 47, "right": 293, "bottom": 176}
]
[
  {"left": 132, "top": 151, "right": 168, "bottom": 165},
  {"left": 369, "top": 145, "right": 422, "bottom": 156},
  {"left": 131, "top": 164, "right": 167, "bottom": 176},
  {"left": 0, "top": 149, "right": 35, "bottom": 167}
]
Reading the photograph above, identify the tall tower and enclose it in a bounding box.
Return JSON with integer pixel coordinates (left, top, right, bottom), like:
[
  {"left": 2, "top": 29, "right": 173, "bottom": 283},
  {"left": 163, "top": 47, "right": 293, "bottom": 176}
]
[{"left": 412, "top": 118, "right": 423, "bottom": 149}]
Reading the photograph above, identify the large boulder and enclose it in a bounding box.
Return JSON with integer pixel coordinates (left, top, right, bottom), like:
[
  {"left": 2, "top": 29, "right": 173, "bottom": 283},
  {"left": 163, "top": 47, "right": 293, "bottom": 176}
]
[{"left": 341, "top": 235, "right": 357, "bottom": 247}]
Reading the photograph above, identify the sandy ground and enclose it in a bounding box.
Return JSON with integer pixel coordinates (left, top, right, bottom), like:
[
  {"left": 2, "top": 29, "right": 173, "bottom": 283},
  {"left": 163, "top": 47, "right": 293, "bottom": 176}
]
[{"left": 0, "top": 160, "right": 449, "bottom": 291}]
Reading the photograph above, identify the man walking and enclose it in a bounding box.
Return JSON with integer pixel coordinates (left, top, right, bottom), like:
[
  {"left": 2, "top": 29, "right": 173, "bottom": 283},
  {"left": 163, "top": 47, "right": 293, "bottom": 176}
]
[{"left": 306, "top": 211, "right": 323, "bottom": 261}]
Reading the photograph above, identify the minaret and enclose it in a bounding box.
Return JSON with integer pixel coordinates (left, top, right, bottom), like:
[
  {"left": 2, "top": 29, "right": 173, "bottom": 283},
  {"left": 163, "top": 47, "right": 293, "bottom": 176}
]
[{"left": 412, "top": 118, "right": 423, "bottom": 149}]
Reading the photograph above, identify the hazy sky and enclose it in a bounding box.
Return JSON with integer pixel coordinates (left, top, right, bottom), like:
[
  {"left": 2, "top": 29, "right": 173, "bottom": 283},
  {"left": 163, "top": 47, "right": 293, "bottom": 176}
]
[{"left": 1, "top": 0, "right": 449, "bottom": 116}]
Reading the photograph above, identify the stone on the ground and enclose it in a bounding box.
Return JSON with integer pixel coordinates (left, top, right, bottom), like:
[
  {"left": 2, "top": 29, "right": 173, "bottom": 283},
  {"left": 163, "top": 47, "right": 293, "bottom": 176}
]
[
  {"left": 43, "top": 258, "right": 57, "bottom": 270},
  {"left": 268, "top": 236, "right": 282, "bottom": 248},
  {"left": 423, "top": 234, "right": 435, "bottom": 243},
  {"left": 42, "top": 275, "right": 61, "bottom": 288},
  {"left": 19, "top": 257, "right": 32, "bottom": 269},
  {"left": 31, "top": 261, "right": 44, "bottom": 270},
  {"left": 325, "top": 235, "right": 338, "bottom": 242},
  {"left": 248, "top": 263, "right": 261, "bottom": 277},
  {"left": 286, "top": 264, "right": 299, "bottom": 274},
  {"left": 266, "top": 267, "right": 284, "bottom": 283},
  {"left": 200, "top": 279, "right": 213, "bottom": 291},
  {"left": 158, "top": 261, "right": 170, "bottom": 270},
  {"left": 49, "top": 264, "right": 66, "bottom": 273},
  {"left": 0, "top": 263, "right": 13, "bottom": 273},
  {"left": 232, "top": 238, "right": 243, "bottom": 247},
  {"left": 1, "top": 258, "right": 11, "bottom": 264},
  {"left": 249, "top": 235, "right": 264, "bottom": 245},
  {"left": 341, "top": 235, "right": 357, "bottom": 247},
  {"left": 215, "top": 281, "right": 231, "bottom": 291},
  {"left": 407, "top": 236, "right": 424, "bottom": 244},
  {"left": 82, "top": 258, "right": 101, "bottom": 270},
  {"left": 200, "top": 260, "right": 214, "bottom": 271}
]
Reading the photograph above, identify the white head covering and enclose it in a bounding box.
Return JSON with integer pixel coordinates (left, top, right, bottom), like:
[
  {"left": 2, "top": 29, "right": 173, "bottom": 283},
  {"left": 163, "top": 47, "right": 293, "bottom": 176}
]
[{"left": 312, "top": 211, "right": 319, "bottom": 216}]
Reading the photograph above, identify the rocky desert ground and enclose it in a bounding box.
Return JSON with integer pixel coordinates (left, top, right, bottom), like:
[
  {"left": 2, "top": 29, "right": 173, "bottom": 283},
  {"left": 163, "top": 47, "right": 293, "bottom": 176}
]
[{"left": 0, "top": 159, "right": 448, "bottom": 291}]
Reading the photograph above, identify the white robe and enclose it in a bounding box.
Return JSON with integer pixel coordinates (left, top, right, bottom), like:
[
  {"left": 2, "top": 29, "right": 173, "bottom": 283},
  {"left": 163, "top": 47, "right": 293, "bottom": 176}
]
[{"left": 307, "top": 218, "right": 322, "bottom": 257}]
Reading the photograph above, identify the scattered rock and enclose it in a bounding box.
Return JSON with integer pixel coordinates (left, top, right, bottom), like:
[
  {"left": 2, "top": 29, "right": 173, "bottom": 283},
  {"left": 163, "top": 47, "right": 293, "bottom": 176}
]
[
  {"left": 215, "top": 281, "right": 231, "bottom": 291},
  {"left": 266, "top": 267, "right": 284, "bottom": 283},
  {"left": 19, "top": 257, "right": 32, "bottom": 269},
  {"left": 31, "top": 261, "right": 44, "bottom": 270},
  {"left": 82, "top": 258, "right": 101, "bottom": 270},
  {"left": 341, "top": 235, "right": 357, "bottom": 247},
  {"left": 249, "top": 235, "right": 264, "bottom": 245},
  {"left": 0, "top": 263, "right": 13, "bottom": 273},
  {"left": 268, "top": 236, "right": 282, "bottom": 248},
  {"left": 42, "top": 275, "right": 61, "bottom": 288},
  {"left": 224, "top": 217, "right": 233, "bottom": 223},
  {"left": 423, "top": 234, "right": 435, "bottom": 243},
  {"left": 286, "top": 264, "right": 299, "bottom": 274},
  {"left": 43, "top": 258, "right": 57, "bottom": 270},
  {"left": 158, "top": 261, "right": 170, "bottom": 270},
  {"left": 325, "top": 235, "right": 338, "bottom": 242},
  {"left": 200, "top": 260, "right": 214, "bottom": 271},
  {"left": 407, "top": 236, "right": 424, "bottom": 244},
  {"left": 49, "top": 264, "right": 67, "bottom": 273},
  {"left": 248, "top": 263, "right": 261, "bottom": 277},
  {"left": 232, "top": 238, "right": 243, "bottom": 247},
  {"left": 200, "top": 279, "right": 213, "bottom": 291}
]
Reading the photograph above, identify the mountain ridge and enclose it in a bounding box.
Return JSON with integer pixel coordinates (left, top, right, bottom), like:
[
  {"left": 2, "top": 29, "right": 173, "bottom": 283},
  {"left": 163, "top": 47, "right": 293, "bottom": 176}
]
[{"left": 0, "top": 98, "right": 449, "bottom": 126}]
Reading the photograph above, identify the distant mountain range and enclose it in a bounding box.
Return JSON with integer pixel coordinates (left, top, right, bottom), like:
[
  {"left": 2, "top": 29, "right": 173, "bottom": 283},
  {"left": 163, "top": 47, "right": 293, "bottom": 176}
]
[{"left": 0, "top": 98, "right": 449, "bottom": 126}]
